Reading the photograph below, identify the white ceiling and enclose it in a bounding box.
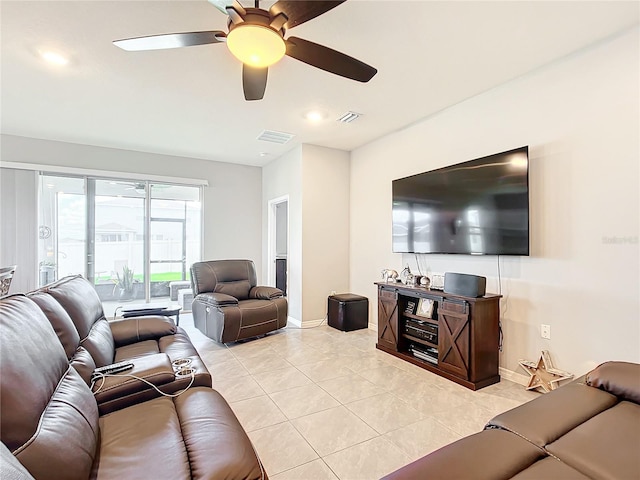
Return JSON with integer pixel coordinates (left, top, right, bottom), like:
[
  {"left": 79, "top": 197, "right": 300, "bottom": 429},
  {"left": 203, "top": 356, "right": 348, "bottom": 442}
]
[{"left": 1, "top": 1, "right": 638, "bottom": 167}]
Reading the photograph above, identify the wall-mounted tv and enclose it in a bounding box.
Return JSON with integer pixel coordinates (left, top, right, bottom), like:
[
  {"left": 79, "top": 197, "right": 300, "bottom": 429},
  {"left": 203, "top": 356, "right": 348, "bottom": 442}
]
[{"left": 392, "top": 146, "right": 529, "bottom": 255}]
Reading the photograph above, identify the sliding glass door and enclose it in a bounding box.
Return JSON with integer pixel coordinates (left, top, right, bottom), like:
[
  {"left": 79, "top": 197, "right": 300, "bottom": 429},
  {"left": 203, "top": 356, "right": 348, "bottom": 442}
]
[
  {"left": 93, "top": 179, "right": 146, "bottom": 302},
  {"left": 38, "top": 174, "right": 202, "bottom": 309},
  {"left": 38, "top": 175, "right": 86, "bottom": 285}
]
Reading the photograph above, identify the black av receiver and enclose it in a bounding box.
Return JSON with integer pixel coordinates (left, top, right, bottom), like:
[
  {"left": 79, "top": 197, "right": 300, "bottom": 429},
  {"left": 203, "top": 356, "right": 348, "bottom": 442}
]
[{"left": 404, "top": 318, "right": 438, "bottom": 344}]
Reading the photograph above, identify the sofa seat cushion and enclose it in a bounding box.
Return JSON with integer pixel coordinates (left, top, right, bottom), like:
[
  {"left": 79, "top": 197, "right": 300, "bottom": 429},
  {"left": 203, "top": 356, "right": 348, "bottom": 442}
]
[
  {"left": 114, "top": 340, "right": 160, "bottom": 362},
  {"left": 381, "top": 429, "right": 545, "bottom": 480},
  {"left": 488, "top": 383, "right": 618, "bottom": 448},
  {"left": 546, "top": 401, "right": 640, "bottom": 480},
  {"left": 174, "top": 388, "right": 266, "bottom": 480},
  {"left": 93, "top": 396, "right": 191, "bottom": 479},
  {"left": 94, "top": 388, "right": 265, "bottom": 480},
  {"left": 510, "top": 457, "right": 591, "bottom": 479}
]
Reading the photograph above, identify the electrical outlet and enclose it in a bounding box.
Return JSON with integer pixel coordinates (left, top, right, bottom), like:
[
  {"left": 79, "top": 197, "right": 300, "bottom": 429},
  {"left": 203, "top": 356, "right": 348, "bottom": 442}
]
[{"left": 541, "top": 324, "right": 551, "bottom": 340}]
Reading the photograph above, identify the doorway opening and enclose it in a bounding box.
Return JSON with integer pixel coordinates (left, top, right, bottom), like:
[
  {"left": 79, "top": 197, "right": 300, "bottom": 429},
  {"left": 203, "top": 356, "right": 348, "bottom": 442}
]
[{"left": 268, "top": 195, "right": 288, "bottom": 296}]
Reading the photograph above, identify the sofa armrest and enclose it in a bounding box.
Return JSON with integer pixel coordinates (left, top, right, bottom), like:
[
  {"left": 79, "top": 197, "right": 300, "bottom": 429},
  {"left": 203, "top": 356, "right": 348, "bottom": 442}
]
[
  {"left": 586, "top": 361, "right": 640, "bottom": 404},
  {"left": 382, "top": 429, "right": 545, "bottom": 480},
  {"left": 250, "top": 286, "right": 283, "bottom": 300},
  {"left": 92, "top": 353, "right": 175, "bottom": 408},
  {"left": 194, "top": 292, "right": 239, "bottom": 307},
  {"left": 109, "top": 316, "right": 177, "bottom": 347}
]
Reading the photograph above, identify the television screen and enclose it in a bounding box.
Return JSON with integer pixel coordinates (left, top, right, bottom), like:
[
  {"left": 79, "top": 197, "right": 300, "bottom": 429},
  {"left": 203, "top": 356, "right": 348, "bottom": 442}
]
[{"left": 392, "top": 146, "right": 529, "bottom": 255}]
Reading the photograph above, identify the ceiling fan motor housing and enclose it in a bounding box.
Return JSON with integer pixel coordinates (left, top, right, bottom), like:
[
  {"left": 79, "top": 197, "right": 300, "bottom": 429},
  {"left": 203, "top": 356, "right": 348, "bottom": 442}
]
[{"left": 227, "top": 8, "right": 286, "bottom": 37}]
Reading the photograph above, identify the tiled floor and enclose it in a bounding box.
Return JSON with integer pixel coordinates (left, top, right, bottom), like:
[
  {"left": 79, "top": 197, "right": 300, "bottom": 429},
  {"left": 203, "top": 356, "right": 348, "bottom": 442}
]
[{"left": 181, "top": 315, "right": 540, "bottom": 480}]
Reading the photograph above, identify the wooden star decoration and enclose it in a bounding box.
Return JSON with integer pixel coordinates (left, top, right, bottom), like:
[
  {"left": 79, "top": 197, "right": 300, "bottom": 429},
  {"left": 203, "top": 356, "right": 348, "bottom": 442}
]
[{"left": 518, "top": 350, "right": 573, "bottom": 393}]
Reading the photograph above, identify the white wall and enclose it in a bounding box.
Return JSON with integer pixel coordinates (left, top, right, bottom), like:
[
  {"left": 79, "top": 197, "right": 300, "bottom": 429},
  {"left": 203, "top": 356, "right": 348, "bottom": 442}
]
[
  {"left": 350, "top": 28, "right": 639, "bottom": 377},
  {"left": 301, "top": 144, "right": 351, "bottom": 322},
  {"left": 1, "top": 134, "right": 263, "bottom": 280},
  {"left": 0, "top": 168, "right": 38, "bottom": 293},
  {"left": 263, "top": 146, "right": 303, "bottom": 322},
  {"left": 262, "top": 144, "right": 351, "bottom": 325}
]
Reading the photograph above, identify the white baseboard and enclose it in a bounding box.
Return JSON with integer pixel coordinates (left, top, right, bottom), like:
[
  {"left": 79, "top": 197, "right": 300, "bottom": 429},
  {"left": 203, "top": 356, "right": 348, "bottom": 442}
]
[
  {"left": 287, "top": 317, "right": 325, "bottom": 329},
  {"left": 369, "top": 322, "right": 377, "bottom": 331},
  {"left": 499, "top": 367, "right": 529, "bottom": 386},
  {"left": 287, "top": 316, "right": 301, "bottom": 327}
]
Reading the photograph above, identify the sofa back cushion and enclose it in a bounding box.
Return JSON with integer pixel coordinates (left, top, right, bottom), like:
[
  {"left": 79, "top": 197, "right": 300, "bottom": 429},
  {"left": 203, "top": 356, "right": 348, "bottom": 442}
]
[
  {"left": 0, "top": 295, "right": 99, "bottom": 480},
  {"left": 191, "top": 260, "right": 257, "bottom": 300},
  {"left": 27, "top": 290, "right": 80, "bottom": 360},
  {"left": 42, "top": 275, "right": 115, "bottom": 367}
]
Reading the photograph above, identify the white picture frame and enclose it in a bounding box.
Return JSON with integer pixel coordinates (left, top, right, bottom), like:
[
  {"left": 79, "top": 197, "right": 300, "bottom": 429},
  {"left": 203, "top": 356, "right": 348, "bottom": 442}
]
[{"left": 416, "top": 298, "right": 434, "bottom": 318}]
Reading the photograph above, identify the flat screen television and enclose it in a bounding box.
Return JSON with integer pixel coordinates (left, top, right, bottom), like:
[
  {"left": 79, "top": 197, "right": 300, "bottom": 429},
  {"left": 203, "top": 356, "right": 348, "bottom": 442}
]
[{"left": 392, "top": 146, "right": 529, "bottom": 255}]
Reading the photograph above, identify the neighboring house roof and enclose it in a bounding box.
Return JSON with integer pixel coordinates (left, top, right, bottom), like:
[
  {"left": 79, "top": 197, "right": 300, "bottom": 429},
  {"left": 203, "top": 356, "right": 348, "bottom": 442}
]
[{"left": 96, "top": 222, "right": 136, "bottom": 233}]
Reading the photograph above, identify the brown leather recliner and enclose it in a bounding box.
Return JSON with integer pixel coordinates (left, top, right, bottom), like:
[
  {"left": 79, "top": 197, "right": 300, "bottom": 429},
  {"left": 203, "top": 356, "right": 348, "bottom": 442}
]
[{"left": 191, "top": 259, "right": 287, "bottom": 343}]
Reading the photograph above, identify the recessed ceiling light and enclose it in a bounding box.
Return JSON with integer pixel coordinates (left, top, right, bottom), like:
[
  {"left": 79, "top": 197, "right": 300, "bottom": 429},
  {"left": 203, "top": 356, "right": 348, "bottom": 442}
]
[
  {"left": 257, "top": 130, "right": 295, "bottom": 144},
  {"left": 40, "top": 50, "right": 69, "bottom": 66},
  {"left": 304, "top": 110, "right": 326, "bottom": 123}
]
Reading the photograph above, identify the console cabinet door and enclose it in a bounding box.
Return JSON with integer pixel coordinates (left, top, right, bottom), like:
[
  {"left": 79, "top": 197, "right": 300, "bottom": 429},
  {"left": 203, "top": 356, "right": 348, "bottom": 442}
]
[
  {"left": 377, "top": 288, "right": 399, "bottom": 351},
  {"left": 438, "top": 301, "right": 470, "bottom": 379}
]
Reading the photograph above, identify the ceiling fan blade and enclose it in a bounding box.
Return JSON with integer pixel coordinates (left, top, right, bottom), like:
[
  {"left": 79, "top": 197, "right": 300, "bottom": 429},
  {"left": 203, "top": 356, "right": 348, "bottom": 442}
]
[
  {"left": 208, "top": 0, "right": 246, "bottom": 17},
  {"left": 269, "top": 1, "right": 346, "bottom": 29},
  {"left": 285, "top": 36, "right": 377, "bottom": 82},
  {"left": 207, "top": 0, "right": 234, "bottom": 14},
  {"left": 243, "top": 65, "right": 268, "bottom": 101},
  {"left": 113, "top": 31, "right": 226, "bottom": 51}
]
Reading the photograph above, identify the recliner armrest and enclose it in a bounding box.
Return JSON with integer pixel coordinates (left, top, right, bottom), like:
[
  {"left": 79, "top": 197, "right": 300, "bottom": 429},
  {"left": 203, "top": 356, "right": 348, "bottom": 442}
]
[
  {"left": 194, "top": 292, "right": 239, "bottom": 307},
  {"left": 249, "top": 286, "right": 283, "bottom": 300},
  {"left": 92, "top": 353, "right": 175, "bottom": 409},
  {"left": 109, "top": 316, "right": 177, "bottom": 347},
  {"left": 586, "top": 361, "right": 640, "bottom": 404}
]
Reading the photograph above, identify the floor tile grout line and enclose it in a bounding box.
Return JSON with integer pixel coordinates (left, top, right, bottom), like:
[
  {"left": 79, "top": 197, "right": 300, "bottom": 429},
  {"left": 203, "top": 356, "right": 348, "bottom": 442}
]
[
  {"left": 189, "top": 318, "right": 533, "bottom": 480},
  {"left": 269, "top": 457, "right": 339, "bottom": 480}
]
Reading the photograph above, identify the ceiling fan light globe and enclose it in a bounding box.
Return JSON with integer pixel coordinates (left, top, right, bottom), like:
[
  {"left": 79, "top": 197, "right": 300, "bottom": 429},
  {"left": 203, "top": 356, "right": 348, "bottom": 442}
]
[{"left": 227, "top": 24, "right": 285, "bottom": 68}]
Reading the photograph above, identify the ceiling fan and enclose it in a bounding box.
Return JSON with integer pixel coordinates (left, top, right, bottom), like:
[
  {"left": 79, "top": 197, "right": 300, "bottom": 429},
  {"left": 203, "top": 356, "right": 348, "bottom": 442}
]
[
  {"left": 113, "top": 0, "right": 377, "bottom": 101},
  {"left": 114, "top": 181, "right": 170, "bottom": 193}
]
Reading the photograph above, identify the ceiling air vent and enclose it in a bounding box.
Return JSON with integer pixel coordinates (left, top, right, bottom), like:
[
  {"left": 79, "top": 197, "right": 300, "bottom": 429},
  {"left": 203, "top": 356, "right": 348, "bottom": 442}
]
[
  {"left": 257, "top": 130, "right": 295, "bottom": 144},
  {"left": 337, "top": 111, "right": 362, "bottom": 123}
]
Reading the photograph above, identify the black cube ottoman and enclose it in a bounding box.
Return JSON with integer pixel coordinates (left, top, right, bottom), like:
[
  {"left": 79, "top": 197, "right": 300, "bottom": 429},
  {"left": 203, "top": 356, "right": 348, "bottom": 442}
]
[{"left": 328, "top": 293, "right": 369, "bottom": 332}]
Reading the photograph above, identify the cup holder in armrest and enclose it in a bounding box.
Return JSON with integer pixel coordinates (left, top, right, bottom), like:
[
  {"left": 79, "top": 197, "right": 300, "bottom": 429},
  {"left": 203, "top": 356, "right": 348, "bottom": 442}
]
[
  {"left": 175, "top": 367, "right": 196, "bottom": 378},
  {"left": 172, "top": 358, "right": 192, "bottom": 369}
]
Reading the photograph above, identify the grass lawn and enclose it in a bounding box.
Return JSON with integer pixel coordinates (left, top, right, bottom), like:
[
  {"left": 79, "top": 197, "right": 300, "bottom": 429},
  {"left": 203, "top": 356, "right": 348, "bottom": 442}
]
[{"left": 96, "top": 272, "right": 188, "bottom": 284}]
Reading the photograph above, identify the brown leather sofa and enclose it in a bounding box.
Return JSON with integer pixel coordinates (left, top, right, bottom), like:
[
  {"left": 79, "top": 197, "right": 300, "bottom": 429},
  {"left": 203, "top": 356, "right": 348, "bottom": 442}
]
[
  {"left": 383, "top": 361, "right": 640, "bottom": 480},
  {"left": 27, "top": 275, "right": 212, "bottom": 415},
  {"left": 0, "top": 279, "right": 267, "bottom": 480},
  {"left": 191, "top": 259, "right": 287, "bottom": 343}
]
